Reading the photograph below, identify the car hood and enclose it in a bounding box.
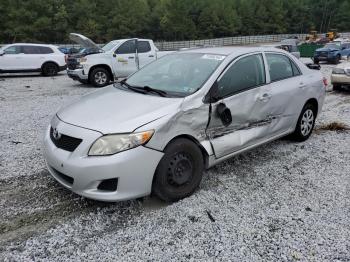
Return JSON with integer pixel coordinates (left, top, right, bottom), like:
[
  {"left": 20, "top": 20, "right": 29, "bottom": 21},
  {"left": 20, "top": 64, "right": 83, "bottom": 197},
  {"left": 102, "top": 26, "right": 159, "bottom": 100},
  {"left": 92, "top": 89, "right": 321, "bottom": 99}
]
[
  {"left": 57, "top": 85, "right": 184, "bottom": 134},
  {"left": 316, "top": 47, "right": 339, "bottom": 52},
  {"left": 69, "top": 33, "right": 102, "bottom": 51},
  {"left": 335, "top": 61, "right": 350, "bottom": 70}
]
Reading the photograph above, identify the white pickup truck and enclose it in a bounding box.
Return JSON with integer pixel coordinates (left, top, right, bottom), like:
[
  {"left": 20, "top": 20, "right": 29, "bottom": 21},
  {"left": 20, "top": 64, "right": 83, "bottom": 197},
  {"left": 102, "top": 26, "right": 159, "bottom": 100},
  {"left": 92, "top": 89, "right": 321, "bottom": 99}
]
[{"left": 67, "top": 33, "right": 173, "bottom": 87}]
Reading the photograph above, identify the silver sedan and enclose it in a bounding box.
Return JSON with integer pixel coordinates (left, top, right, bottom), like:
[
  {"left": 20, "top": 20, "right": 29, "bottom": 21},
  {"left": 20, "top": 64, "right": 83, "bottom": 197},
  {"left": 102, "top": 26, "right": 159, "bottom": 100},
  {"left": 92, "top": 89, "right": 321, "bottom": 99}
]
[{"left": 44, "top": 47, "right": 326, "bottom": 202}]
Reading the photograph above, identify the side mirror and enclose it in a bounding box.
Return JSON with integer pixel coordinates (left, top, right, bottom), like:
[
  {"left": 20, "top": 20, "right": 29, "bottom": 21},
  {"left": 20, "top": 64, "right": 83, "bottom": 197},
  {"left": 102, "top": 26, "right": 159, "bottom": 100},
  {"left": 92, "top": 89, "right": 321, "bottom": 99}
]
[
  {"left": 0, "top": 50, "right": 4, "bottom": 56},
  {"left": 216, "top": 103, "right": 232, "bottom": 127},
  {"left": 204, "top": 81, "right": 221, "bottom": 103}
]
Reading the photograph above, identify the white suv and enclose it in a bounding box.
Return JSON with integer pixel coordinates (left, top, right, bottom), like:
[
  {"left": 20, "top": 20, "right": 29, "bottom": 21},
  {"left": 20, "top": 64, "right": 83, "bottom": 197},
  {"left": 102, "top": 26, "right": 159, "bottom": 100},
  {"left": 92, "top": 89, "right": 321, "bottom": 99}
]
[{"left": 0, "top": 43, "right": 66, "bottom": 76}]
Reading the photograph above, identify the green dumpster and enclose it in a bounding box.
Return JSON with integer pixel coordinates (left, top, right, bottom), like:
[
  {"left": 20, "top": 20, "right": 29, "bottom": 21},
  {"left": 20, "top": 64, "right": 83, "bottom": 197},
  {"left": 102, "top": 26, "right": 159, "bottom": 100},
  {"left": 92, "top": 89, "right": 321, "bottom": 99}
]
[{"left": 298, "top": 43, "right": 324, "bottom": 58}]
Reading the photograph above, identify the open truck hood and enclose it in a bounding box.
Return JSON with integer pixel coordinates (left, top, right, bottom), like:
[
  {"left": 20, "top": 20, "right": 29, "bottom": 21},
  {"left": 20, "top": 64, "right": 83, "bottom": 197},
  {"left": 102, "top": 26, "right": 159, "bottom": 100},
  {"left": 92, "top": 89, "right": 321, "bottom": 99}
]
[{"left": 69, "top": 33, "right": 102, "bottom": 51}]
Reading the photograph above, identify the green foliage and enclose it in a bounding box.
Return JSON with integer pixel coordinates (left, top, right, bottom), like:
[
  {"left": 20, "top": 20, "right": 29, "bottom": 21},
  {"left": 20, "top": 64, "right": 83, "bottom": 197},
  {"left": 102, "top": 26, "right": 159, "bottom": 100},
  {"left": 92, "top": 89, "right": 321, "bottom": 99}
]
[{"left": 0, "top": 0, "right": 349, "bottom": 43}]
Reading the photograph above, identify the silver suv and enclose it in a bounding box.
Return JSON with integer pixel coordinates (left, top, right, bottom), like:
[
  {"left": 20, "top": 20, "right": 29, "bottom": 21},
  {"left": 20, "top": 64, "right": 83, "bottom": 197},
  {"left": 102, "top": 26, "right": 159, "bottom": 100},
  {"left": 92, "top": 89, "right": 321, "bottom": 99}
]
[{"left": 44, "top": 47, "right": 325, "bottom": 202}]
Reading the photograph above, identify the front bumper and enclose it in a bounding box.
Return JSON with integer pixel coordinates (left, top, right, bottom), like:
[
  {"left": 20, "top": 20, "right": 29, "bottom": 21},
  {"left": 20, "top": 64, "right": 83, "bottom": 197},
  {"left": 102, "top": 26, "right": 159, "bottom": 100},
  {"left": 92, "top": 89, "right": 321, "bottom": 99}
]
[
  {"left": 67, "top": 68, "right": 88, "bottom": 81},
  {"left": 43, "top": 118, "right": 164, "bottom": 201},
  {"left": 331, "top": 74, "right": 350, "bottom": 85}
]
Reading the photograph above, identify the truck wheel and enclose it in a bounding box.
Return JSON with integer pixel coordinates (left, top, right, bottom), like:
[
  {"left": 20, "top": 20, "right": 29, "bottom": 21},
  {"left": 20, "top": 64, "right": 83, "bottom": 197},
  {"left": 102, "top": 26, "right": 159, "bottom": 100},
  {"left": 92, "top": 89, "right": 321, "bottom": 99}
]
[
  {"left": 152, "top": 138, "right": 204, "bottom": 202},
  {"left": 42, "top": 62, "right": 58, "bottom": 76},
  {"left": 90, "top": 68, "right": 110, "bottom": 87}
]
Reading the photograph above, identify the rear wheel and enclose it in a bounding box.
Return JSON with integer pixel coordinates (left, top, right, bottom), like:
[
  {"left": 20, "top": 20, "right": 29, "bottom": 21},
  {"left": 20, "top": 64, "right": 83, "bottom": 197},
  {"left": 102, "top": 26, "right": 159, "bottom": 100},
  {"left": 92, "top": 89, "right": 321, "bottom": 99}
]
[
  {"left": 42, "top": 62, "right": 58, "bottom": 76},
  {"left": 152, "top": 138, "right": 204, "bottom": 202},
  {"left": 290, "top": 103, "right": 316, "bottom": 142},
  {"left": 90, "top": 67, "right": 111, "bottom": 87}
]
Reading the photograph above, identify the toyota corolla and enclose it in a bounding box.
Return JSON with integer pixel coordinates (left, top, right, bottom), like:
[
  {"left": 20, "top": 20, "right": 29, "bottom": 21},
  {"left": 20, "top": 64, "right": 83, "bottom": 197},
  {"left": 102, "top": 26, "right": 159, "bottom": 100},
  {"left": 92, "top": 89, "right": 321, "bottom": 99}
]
[{"left": 44, "top": 47, "right": 325, "bottom": 202}]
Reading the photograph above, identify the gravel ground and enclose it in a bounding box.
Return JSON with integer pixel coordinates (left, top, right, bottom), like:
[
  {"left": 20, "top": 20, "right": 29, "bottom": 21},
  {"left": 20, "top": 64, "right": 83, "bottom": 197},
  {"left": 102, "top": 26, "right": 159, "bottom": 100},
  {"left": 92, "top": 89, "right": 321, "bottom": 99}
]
[{"left": 0, "top": 64, "right": 349, "bottom": 261}]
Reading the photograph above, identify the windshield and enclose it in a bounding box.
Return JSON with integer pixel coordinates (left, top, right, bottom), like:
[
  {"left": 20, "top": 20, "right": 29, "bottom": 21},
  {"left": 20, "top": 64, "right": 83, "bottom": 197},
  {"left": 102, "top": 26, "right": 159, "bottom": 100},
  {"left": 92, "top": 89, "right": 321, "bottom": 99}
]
[
  {"left": 102, "top": 41, "right": 120, "bottom": 52},
  {"left": 325, "top": 43, "right": 340, "bottom": 49},
  {"left": 125, "top": 53, "right": 225, "bottom": 97}
]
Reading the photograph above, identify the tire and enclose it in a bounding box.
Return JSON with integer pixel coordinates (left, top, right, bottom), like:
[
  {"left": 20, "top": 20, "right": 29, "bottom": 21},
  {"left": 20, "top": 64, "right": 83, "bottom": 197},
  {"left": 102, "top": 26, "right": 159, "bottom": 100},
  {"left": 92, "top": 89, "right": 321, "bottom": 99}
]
[
  {"left": 314, "top": 58, "right": 319, "bottom": 64},
  {"left": 89, "top": 67, "right": 111, "bottom": 87},
  {"left": 152, "top": 138, "right": 204, "bottom": 202},
  {"left": 42, "top": 62, "right": 59, "bottom": 76},
  {"left": 290, "top": 103, "right": 317, "bottom": 142},
  {"left": 333, "top": 55, "right": 340, "bottom": 64},
  {"left": 333, "top": 84, "right": 342, "bottom": 91}
]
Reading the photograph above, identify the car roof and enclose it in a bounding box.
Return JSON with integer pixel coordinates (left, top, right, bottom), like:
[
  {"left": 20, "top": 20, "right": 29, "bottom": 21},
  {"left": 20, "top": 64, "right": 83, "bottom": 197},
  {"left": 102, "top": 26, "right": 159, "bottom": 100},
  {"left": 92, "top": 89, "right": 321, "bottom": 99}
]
[
  {"left": 9, "top": 43, "right": 58, "bottom": 48},
  {"left": 179, "top": 46, "right": 286, "bottom": 56}
]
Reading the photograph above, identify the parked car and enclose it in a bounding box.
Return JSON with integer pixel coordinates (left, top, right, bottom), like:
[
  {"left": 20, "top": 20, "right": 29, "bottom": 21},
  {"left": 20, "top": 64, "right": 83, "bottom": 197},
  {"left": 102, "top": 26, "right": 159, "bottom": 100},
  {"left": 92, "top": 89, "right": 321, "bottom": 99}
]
[
  {"left": 0, "top": 43, "right": 66, "bottom": 76},
  {"left": 263, "top": 39, "right": 300, "bottom": 58},
  {"left": 67, "top": 33, "right": 173, "bottom": 87},
  {"left": 313, "top": 42, "right": 350, "bottom": 64},
  {"left": 331, "top": 61, "right": 350, "bottom": 91},
  {"left": 44, "top": 47, "right": 325, "bottom": 202}
]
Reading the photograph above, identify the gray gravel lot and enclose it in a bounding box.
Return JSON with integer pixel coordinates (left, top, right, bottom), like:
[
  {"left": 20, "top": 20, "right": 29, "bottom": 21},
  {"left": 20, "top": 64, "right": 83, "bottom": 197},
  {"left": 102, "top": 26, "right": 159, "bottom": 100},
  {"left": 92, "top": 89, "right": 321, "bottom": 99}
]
[{"left": 0, "top": 65, "right": 349, "bottom": 261}]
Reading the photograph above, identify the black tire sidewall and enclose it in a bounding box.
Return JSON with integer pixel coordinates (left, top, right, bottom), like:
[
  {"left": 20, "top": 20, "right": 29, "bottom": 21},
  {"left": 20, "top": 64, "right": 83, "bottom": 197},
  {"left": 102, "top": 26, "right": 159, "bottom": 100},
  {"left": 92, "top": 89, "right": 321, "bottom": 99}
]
[
  {"left": 292, "top": 103, "right": 316, "bottom": 142},
  {"left": 153, "top": 138, "right": 204, "bottom": 202},
  {"left": 90, "top": 68, "right": 110, "bottom": 87},
  {"left": 42, "top": 63, "right": 58, "bottom": 76}
]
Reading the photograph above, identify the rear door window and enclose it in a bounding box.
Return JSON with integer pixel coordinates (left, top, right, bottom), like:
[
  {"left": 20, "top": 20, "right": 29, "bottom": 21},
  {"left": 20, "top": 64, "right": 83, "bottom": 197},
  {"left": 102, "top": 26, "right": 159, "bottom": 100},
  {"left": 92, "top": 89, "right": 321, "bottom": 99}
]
[
  {"left": 22, "top": 46, "right": 41, "bottom": 54},
  {"left": 266, "top": 53, "right": 294, "bottom": 81},
  {"left": 217, "top": 53, "right": 266, "bottom": 98},
  {"left": 137, "top": 41, "right": 151, "bottom": 53}
]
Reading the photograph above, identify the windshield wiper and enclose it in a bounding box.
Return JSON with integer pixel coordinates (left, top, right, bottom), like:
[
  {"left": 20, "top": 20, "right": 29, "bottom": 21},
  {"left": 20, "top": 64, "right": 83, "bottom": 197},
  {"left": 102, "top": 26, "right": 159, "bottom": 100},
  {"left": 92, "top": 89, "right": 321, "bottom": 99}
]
[
  {"left": 143, "top": 85, "right": 167, "bottom": 97},
  {"left": 118, "top": 79, "right": 146, "bottom": 94}
]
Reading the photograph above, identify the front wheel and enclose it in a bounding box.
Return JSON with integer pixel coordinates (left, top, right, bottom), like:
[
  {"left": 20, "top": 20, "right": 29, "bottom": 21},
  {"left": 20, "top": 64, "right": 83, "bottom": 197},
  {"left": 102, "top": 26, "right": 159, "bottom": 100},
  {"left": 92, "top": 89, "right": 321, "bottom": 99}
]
[
  {"left": 290, "top": 103, "right": 316, "bottom": 142},
  {"left": 152, "top": 138, "right": 204, "bottom": 202},
  {"left": 90, "top": 68, "right": 111, "bottom": 87},
  {"left": 333, "top": 55, "right": 340, "bottom": 64}
]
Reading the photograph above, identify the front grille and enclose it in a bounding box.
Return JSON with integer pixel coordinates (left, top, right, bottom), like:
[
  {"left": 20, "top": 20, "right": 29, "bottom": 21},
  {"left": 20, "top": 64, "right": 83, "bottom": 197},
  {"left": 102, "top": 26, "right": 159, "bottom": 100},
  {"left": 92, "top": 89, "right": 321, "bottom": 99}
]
[
  {"left": 52, "top": 167, "right": 74, "bottom": 185},
  {"left": 50, "top": 127, "right": 82, "bottom": 152},
  {"left": 67, "top": 58, "right": 79, "bottom": 70}
]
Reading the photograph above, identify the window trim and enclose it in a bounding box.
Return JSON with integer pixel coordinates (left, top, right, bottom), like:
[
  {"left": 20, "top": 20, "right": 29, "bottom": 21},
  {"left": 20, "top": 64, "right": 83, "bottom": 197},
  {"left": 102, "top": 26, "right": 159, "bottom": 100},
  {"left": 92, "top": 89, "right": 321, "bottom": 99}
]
[
  {"left": 265, "top": 52, "right": 302, "bottom": 83},
  {"left": 137, "top": 41, "right": 151, "bottom": 53},
  {"left": 214, "top": 52, "right": 267, "bottom": 100},
  {"left": 115, "top": 40, "right": 136, "bottom": 55}
]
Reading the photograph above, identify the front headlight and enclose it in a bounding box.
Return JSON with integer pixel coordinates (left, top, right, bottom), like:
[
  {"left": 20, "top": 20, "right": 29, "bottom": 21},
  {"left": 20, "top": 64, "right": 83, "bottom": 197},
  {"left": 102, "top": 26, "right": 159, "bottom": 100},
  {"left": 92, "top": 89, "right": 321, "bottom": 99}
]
[
  {"left": 78, "top": 57, "right": 87, "bottom": 64},
  {"left": 88, "top": 130, "right": 154, "bottom": 156},
  {"left": 332, "top": 68, "right": 345, "bottom": 74}
]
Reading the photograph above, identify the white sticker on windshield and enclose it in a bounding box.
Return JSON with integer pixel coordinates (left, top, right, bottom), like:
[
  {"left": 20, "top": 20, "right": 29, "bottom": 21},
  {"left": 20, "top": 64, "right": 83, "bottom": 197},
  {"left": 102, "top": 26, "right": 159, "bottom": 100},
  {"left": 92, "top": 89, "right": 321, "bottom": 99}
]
[{"left": 201, "top": 54, "right": 226, "bottom": 61}]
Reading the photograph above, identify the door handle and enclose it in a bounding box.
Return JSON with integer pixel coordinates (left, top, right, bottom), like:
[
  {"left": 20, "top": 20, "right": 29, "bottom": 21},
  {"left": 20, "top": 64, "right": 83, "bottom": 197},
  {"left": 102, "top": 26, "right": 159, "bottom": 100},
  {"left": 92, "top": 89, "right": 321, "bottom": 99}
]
[
  {"left": 259, "top": 93, "right": 272, "bottom": 101},
  {"left": 128, "top": 56, "right": 135, "bottom": 59}
]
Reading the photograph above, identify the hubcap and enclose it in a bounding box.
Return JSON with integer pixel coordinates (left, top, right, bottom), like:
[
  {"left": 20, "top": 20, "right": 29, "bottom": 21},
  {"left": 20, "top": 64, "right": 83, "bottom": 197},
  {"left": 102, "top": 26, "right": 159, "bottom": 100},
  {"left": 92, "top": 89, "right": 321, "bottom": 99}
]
[
  {"left": 95, "top": 72, "right": 107, "bottom": 85},
  {"left": 167, "top": 153, "right": 193, "bottom": 187},
  {"left": 301, "top": 109, "right": 314, "bottom": 136}
]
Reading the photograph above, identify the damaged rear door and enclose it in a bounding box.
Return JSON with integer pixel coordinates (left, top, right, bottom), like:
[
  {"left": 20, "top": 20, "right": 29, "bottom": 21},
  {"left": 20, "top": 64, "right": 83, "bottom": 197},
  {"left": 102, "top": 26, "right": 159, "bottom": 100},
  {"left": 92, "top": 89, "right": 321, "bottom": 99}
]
[{"left": 206, "top": 53, "right": 274, "bottom": 158}]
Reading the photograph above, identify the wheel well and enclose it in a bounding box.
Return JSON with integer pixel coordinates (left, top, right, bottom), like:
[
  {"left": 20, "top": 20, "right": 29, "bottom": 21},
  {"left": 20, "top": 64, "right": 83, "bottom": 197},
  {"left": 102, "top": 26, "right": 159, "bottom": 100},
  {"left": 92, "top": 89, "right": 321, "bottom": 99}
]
[
  {"left": 165, "top": 135, "right": 210, "bottom": 168},
  {"left": 41, "top": 61, "right": 59, "bottom": 70},
  {"left": 305, "top": 98, "right": 318, "bottom": 116},
  {"left": 89, "top": 64, "right": 113, "bottom": 80}
]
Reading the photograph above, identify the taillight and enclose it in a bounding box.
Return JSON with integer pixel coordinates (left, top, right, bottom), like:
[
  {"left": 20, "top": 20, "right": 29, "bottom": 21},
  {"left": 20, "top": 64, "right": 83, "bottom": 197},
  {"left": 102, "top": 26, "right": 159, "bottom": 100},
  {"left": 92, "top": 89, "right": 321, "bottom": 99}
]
[{"left": 322, "top": 77, "right": 328, "bottom": 87}]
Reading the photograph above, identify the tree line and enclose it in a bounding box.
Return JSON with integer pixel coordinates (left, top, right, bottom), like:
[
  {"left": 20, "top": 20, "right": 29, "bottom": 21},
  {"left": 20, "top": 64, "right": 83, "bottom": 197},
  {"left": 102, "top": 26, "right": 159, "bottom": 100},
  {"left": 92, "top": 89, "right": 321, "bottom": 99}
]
[{"left": 0, "top": 0, "right": 349, "bottom": 44}]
